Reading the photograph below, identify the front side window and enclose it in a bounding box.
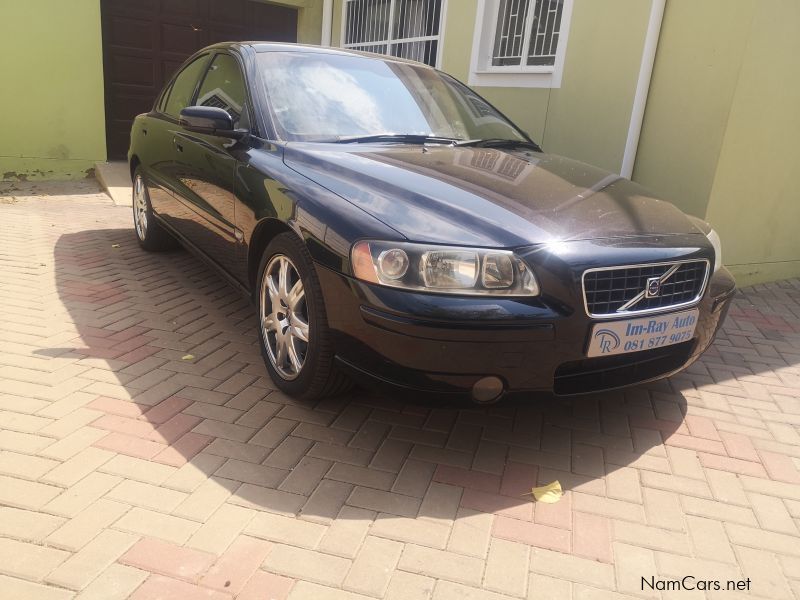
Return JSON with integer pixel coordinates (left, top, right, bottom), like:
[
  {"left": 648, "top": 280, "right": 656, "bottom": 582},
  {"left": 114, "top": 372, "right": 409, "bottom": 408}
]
[
  {"left": 195, "top": 54, "right": 249, "bottom": 129},
  {"left": 342, "top": 0, "right": 443, "bottom": 67},
  {"left": 163, "top": 54, "right": 210, "bottom": 118},
  {"left": 258, "top": 52, "right": 527, "bottom": 142}
]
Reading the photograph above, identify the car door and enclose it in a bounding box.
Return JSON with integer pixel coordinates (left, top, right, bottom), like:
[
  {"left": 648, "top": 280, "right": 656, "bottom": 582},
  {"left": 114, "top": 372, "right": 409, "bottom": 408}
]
[
  {"left": 143, "top": 53, "right": 211, "bottom": 220},
  {"left": 170, "top": 51, "right": 249, "bottom": 275}
]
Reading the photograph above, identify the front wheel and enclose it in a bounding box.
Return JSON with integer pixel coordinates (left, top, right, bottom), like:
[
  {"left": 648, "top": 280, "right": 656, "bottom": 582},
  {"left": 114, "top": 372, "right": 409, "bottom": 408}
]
[{"left": 257, "top": 233, "right": 351, "bottom": 400}]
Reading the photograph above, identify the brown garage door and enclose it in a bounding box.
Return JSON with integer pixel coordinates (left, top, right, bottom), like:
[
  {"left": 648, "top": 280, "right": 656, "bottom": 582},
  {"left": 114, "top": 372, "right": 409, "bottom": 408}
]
[{"left": 101, "top": 0, "right": 298, "bottom": 159}]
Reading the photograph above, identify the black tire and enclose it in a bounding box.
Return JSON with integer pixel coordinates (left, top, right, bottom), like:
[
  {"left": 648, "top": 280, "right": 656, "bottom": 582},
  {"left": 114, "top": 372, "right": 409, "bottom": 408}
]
[
  {"left": 132, "top": 167, "right": 177, "bottom": 251},
  {"left": 256, "top": 232, "right": 352, "bottom": 401}
]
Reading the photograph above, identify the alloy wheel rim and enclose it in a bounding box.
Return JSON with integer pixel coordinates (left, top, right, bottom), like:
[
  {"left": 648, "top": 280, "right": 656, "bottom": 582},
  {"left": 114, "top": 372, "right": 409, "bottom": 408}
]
[
  {"left": 133, "top": 175, "right": 148, "bottom": 241},
  {"left": 260, "top": 254, "right": 309, "bottom": 380}
]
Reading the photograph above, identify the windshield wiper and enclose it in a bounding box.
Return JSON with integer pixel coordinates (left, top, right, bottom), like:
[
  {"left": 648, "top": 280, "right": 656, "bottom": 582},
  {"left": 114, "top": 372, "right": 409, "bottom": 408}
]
[
  {"left": 330, "top": 134, "right": 463, "bottom": 145},
  {"left": 455, "top": 138, "right": 543, "bottom": 152}
]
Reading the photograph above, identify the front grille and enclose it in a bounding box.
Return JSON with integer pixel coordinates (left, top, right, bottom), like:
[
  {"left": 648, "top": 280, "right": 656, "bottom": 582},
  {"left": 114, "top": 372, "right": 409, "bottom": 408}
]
[
  {"left": 553, "top": 340, "right": 696, "bottom": 395},
  {"left": 583, "top": 260, "right": 709, "bottom": 317}
]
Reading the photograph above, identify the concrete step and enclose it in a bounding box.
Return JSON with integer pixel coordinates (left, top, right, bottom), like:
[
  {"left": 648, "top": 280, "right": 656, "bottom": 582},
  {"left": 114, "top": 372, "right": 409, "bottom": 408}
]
[{"left": 95, "top": 161, "right": 132, "bottom": 206}]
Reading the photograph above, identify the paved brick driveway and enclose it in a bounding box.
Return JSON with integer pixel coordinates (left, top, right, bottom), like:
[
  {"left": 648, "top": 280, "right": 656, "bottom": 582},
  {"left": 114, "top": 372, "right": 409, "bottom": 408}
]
[{"left": 2, "top": 181, "right": 800, "bottom": 600}]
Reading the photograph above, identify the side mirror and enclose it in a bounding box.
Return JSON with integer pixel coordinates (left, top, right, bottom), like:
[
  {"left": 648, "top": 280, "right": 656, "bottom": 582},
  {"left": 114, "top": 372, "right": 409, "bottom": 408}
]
[{"left": 179, "top": 106, "right": 246, "bottom": 139}]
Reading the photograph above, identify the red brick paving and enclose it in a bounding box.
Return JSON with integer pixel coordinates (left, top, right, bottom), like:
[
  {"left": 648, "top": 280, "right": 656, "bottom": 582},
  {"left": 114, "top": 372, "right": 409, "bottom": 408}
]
[{"left": 1, "top": 183, "right": 800, "bottom": 599}]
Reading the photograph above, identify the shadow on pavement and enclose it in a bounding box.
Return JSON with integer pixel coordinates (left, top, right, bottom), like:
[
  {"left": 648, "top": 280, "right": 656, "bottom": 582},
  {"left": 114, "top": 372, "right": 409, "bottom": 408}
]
[{"left": 47, "top": 222, "right": 703, "bottom": 549}]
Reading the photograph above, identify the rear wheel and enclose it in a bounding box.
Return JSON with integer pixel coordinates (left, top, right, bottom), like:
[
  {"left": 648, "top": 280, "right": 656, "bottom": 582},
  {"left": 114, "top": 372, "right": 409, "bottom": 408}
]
[
  {"left": 133, "top": 168, "right": 176, "bottom": 251},
  {"left": 257, "top": 233, "right": 351, "bottom": 400}
]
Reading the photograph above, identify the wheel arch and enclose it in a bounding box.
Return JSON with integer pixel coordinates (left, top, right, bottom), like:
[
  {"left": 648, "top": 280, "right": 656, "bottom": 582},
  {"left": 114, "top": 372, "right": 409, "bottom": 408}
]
[{"left": 247, "top": 218, "right": 298, "bottom": 294}]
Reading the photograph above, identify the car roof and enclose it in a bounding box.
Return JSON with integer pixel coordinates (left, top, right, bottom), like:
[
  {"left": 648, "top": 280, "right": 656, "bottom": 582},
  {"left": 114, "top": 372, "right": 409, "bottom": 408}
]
[{"left": 207, "top": 41, "right": 433, "bottom": 69}]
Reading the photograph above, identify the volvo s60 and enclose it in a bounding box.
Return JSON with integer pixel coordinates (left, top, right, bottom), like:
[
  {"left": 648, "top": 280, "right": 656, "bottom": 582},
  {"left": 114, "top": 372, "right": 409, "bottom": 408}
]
[{"left": 128, "top": 43, "right": 736, "bottom": 403}]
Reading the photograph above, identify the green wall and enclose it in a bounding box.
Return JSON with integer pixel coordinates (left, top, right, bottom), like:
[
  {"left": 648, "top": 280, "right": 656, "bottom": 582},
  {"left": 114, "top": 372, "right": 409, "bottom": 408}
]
[
  {"left": 0, "top": 0, "right": 318, "bottom": 182},
  {"left": 0, "top": 0, "right": 107, "bottom": 180},
  {"left": 539, "top": 0, "right": 650, "bottom": 173},
  {"left": 635, "top": 0, "right": 800, "bottom": 285},
  {"left": 703, "top": 0, "right": 800, "bottom": 285},
  {"left": 633, "top": 0, "right": 757, "bottom": 218},
  {"left": 331, "top": 0, "right": 343, "bottom": 47},
  {"left": 279, "top": 0, "right": 322, "bottom": 44}
]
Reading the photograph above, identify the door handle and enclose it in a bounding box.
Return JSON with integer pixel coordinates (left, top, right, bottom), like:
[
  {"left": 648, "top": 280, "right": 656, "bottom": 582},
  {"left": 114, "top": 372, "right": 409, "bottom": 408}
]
[{"left": 173, "top": 137, "right": 184, "bottom": 152}]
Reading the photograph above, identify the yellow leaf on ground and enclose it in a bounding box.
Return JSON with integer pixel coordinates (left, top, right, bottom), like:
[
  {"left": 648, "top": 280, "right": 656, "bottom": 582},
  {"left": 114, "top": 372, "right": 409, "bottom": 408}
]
[
  {"left": 181, "top": 354, "right": 195, "bottom": 361},
  {"left": 532, "top": 480, "right": 562, "bottom": 503}
]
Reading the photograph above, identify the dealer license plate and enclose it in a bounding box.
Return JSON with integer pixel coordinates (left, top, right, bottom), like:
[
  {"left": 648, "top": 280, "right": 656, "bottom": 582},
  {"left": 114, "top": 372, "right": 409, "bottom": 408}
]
[{"left": 587, "top": 309, "right": 699, "bottom": 358}]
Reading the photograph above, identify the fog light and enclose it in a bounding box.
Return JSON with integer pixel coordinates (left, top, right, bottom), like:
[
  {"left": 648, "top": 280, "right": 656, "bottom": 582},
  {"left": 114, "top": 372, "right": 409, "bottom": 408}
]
[{"left": 472, "top": 376, "right": 504, "bottom": 404}]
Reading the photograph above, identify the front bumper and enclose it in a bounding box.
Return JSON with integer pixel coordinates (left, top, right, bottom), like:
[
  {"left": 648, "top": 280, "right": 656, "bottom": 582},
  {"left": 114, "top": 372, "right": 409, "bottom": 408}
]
[{"left": 317, "top": 245, "right": 736, "bottom": 399}]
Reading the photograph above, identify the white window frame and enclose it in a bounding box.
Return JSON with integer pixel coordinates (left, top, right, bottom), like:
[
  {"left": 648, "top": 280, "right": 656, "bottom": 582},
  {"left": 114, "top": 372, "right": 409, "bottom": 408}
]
[
  {"left": 469, "top": 0, "right": 574, "bottom": 88},
  {"left": 339, "top": 0, "right": 448, "bottom": 69}
]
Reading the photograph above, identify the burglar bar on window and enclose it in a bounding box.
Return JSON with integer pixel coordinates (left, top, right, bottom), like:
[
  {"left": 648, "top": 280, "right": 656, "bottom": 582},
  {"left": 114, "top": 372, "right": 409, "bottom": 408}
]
[
  {"left": 343, "top": 0, "right": 443, "bottom": 67},
  {"left": 492, "top": 0, "right": 564, "bottom": 67}
]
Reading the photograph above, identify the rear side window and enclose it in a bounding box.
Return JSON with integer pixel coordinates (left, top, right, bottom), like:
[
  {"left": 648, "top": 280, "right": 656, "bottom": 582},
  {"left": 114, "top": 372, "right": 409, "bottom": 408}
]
[
  {"left": 163, "top": 55, "right": 210, "bottom": 118},
  {"left": 195, "top": 54, "right": 249, "bottom": 129}
]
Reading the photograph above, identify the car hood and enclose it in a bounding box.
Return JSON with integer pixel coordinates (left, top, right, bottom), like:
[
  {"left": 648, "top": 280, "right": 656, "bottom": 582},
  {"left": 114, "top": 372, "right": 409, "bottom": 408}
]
[{"left": 283, "top": 143, "right": 702, "bottom": 247}]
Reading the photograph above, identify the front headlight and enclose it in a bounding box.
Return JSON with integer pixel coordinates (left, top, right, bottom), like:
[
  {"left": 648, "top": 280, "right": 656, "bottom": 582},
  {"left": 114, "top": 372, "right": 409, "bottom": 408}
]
[
  {"left": 351, "top": 241, "right": 540, "bottom": 296},
  {"left": 707, "top": 228, "right": 722, "bottom": 272}
]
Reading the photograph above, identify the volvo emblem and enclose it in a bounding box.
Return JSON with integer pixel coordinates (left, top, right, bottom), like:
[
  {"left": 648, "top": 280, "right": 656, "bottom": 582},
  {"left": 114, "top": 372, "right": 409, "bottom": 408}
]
[{"left": 645, "top": 277, "right": 661, "bottom": 298}]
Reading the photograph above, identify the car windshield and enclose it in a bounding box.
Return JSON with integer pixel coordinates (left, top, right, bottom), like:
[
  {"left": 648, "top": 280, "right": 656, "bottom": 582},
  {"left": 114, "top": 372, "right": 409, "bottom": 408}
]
[{"left": 256, "top": 51, "right": 529, "bottom": 143}]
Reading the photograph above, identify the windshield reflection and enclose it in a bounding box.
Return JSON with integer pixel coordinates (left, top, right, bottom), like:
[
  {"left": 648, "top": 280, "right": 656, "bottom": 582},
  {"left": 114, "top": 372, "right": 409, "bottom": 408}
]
[{"left": 257, "top": 51, "right": 527, "bottom": 143}]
